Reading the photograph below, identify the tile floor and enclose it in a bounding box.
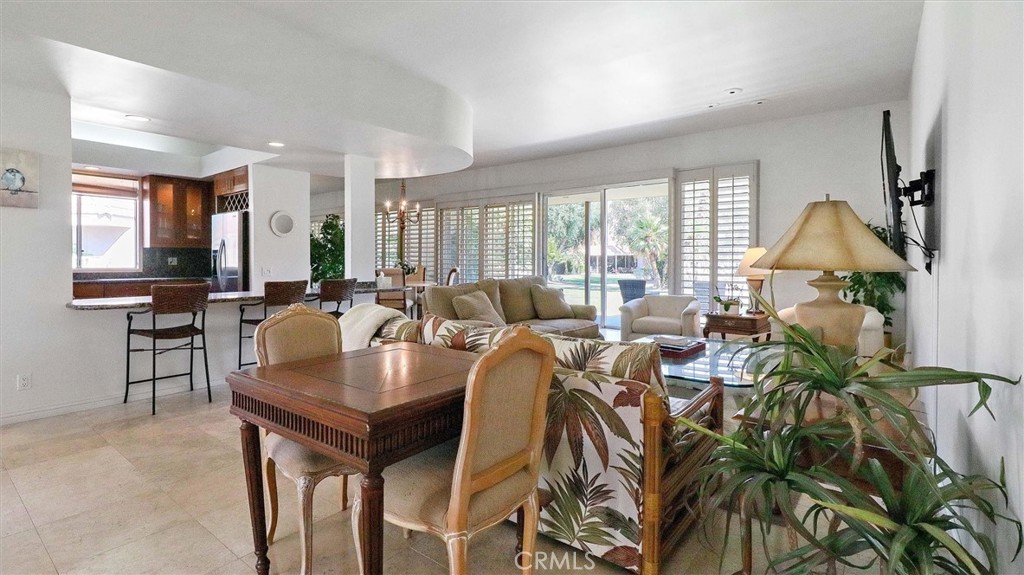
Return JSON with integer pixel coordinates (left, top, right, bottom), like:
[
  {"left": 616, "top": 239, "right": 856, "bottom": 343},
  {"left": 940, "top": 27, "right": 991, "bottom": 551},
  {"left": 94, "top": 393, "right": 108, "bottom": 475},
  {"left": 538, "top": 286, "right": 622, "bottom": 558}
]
[{"left": 1, "top": 386, "right": 867, "bottom": 574}]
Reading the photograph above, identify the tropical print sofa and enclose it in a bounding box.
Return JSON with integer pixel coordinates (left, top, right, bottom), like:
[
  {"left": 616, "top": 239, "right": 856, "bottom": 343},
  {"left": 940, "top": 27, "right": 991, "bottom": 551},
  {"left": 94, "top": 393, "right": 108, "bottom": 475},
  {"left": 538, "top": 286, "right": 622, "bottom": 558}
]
[{"left": 372, "top": 314, "right": 723, "bottom": 574}]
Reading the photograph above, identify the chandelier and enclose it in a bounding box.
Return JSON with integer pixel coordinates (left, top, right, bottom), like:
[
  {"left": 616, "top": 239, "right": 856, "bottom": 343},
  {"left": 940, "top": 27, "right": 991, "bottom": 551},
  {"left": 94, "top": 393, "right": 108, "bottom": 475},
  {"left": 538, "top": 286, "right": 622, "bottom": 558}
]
[{"left": 383, "top": 179, "right": 420, "bottom": 227}]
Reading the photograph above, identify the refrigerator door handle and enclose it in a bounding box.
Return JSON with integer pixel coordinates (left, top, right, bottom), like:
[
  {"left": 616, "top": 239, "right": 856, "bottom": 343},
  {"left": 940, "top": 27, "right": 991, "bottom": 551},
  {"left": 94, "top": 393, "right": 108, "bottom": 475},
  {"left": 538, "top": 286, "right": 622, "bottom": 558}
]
[{"left": 216, "top": 238, "right": 227, "bottom": 287}]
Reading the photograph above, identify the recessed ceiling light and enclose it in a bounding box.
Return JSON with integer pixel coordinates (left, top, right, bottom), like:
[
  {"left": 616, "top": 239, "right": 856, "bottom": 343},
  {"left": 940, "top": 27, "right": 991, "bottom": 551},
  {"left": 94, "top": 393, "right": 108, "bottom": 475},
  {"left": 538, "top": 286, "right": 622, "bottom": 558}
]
[
  {"left": 124, "top": 114, "right": 150, "bottom": 122},
  {"left": 706, "top": 103, "right": 719, "bottom": 109},
  {"left": 83, "top": 166, "right": 101, "bottom": 171},
  {"left": 725, "top": 88, "right": 743, "bottom": 95},
  {"left": 267, "top": 142, "right": 285, "bottom": 148},
  {"left": 752, "top": 99, "right": 768, "bottom": 105}
]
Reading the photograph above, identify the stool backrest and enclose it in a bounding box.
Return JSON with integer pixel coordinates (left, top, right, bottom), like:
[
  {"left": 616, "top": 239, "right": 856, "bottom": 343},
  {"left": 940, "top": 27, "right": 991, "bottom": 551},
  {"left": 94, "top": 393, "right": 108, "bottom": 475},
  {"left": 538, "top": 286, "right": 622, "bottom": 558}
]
[
  {"left": 376, "top": 268, "right": 406, "bottom": 305},
  {"left": 407, "top": 266, "right": 426, "bottom": 283},
  {"left": 319, "top": 278, "right": 357, "bottom": 303},
  {"left": 264, "top": 280, "right": 308, "bottom": 307},
  {"left": 151, "top": 283, "right": 211, "bottom": 315},
  {"left": 445, "top": 267, "right": 460, "bottom": 286},
  {"left": 255, "top": 304, "right": 342, "bottom": 366}
]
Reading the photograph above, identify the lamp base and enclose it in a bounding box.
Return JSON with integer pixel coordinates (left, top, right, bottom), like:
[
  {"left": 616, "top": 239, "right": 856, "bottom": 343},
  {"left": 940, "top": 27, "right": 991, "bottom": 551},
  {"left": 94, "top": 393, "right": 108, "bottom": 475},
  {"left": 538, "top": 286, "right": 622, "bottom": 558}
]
[
  {"left": 793, "top": 272, "right": 864, "bottom": 350},
  {"left": 746, "top": 278, "right": 765, "bottom": 312}
]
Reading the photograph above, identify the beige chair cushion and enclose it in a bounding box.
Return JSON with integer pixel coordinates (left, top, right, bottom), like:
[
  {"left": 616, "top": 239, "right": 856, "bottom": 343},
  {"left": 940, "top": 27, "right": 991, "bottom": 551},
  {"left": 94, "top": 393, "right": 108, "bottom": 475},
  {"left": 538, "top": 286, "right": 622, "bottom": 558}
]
[
  {"left": 530, "top": 285, "right": 573, "bottom": 320},
  {"left": 423, "top": 278, "right": 504, "bottom": 321},
  {"left": 265, "top": 433, "right": 355, "bottom": 476},
  {"left": 382, "top": 439, "right": 536, "bottom": 532},
  {"left": 452, "top": 290, "right": 507, "bottom": 326},
  {"left": 518, "top": 318, "right": 601, "bottom": 339},
  {"left": 499, "top": 276, "right": 545, "bottom": 323},
  {"left": 632, "top": 316, "right": 683, "bottom": 336}
]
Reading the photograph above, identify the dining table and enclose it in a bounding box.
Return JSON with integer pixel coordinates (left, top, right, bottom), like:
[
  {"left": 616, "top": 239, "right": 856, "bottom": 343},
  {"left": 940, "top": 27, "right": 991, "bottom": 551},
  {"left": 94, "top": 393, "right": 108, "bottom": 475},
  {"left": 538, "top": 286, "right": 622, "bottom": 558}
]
[{"left": 227, "top": 342, "right": 480, "bottom": 575}]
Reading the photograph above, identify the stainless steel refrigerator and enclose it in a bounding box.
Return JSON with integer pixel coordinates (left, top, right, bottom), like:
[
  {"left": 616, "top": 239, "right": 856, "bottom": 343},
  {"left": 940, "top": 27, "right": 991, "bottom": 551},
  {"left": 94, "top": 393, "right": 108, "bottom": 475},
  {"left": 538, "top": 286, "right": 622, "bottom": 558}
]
[{"left": 211, "top": 211, "right": 250, "bottom": 293}]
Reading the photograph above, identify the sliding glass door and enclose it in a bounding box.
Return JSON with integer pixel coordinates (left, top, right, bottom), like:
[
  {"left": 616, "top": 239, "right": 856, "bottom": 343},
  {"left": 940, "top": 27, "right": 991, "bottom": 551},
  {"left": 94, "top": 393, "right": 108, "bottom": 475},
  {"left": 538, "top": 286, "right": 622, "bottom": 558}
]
[{"left": 542, "top": 180, "right": 669, "bottom": 328}]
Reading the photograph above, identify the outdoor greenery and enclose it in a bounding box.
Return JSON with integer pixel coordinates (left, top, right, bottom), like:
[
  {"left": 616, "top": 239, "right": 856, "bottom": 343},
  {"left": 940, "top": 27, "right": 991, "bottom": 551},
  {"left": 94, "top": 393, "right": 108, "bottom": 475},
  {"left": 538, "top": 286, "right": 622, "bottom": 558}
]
[
  {"left": 681, "top": 291, "right": 1021, "bottom": 574},
  {"left": 546, "top": 196, "right": 669, "bottom": 288},
  {"left": 309, "top": 214, "right": 344, "bottom": 283},
  {"left": 842, "top": 223, "right": 907, "bottom": 328}
]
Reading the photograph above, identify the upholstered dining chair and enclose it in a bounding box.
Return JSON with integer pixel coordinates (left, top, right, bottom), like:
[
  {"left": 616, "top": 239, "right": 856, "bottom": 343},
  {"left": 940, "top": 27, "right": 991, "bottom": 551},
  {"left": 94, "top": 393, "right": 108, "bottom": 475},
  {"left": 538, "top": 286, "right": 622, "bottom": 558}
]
[
  {"left": 254, "top": 304, "right": 356, "bottom": 575},
  {"left": 351, "top": 326, "right": 555, "bottom": 575},
  {"left": 376, "top": 267, "right": 412, "bottom": 315}
]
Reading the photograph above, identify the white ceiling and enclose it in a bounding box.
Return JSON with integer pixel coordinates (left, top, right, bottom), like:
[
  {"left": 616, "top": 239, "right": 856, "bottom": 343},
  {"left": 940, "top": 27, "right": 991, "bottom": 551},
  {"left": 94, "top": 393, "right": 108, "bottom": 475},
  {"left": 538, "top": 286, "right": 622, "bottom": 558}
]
[{"left": 1, "top": 1, "right": 923, "bottom": 180}]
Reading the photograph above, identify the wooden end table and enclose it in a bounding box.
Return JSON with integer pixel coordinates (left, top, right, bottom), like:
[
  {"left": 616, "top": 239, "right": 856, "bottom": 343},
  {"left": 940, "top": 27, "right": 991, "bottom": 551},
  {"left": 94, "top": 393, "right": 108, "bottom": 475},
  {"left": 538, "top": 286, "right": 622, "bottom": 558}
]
[{"left": 703, "top": 313, "right": 771, "bottom": 341}]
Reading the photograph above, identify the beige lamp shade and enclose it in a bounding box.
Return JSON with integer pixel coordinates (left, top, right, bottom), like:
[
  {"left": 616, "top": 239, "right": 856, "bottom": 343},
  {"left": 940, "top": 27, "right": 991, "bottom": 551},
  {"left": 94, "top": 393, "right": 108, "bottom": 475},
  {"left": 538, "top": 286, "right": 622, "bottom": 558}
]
[
  {"left": 753, "top": 199, "right": 915, "bottom": 272},
  {"left": 736, "top": 247, "right": 770, "bottom": 279}
]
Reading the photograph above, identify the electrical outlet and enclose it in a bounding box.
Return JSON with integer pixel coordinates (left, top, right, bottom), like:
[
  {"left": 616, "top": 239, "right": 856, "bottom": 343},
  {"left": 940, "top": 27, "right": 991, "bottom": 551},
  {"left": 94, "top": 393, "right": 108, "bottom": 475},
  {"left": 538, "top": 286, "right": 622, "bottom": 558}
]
[
  {"left": 16, "top": 374, "right": 31, "bottom": 391},
  {"left": 167, "top": 257, "right": 178, "bottom": 266},
  {"left": 261, "top": 266, "right": 272, "bottom": 277}
]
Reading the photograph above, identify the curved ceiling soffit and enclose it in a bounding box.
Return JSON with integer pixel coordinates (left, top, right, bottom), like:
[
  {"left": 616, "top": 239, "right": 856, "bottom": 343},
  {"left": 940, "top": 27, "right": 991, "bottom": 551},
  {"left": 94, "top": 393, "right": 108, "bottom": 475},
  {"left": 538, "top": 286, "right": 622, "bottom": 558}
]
[{"left": 0, "top": 2, "right": 473, "bottom": 178}]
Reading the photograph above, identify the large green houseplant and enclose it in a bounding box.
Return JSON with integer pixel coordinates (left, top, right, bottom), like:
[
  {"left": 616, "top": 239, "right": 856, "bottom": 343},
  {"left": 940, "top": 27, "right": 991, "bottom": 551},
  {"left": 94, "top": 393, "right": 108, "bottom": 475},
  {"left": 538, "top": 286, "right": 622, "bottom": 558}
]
[
  {"left": 681, "top": 291, "right": 1021, "bottom": 574},
  {"left": 310, "top": 214, "right": 344, "bottom": 283}
]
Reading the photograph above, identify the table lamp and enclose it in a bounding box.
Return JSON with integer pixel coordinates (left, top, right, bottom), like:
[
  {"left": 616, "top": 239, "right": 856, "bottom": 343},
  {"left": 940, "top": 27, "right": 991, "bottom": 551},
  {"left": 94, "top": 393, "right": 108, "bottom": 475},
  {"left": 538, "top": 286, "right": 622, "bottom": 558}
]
[
  {"left": 736, "top": 246, "right": 769, "bottom": 313},
  {"left": 753, "top": 196, "right": 914, "bottom": 349}
]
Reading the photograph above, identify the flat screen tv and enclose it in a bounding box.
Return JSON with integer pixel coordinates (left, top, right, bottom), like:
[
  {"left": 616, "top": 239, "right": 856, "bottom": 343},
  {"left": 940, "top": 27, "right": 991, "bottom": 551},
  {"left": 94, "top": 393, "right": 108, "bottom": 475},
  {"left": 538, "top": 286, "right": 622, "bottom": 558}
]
[{"left": 882, "top": 110, "right": 907, "bottom": 259}]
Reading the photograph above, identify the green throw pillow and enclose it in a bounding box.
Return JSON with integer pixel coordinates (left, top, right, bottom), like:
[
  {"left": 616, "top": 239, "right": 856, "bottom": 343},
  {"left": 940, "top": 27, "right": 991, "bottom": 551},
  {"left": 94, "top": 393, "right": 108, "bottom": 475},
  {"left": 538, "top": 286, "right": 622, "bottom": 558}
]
[
  {"left": 452, "top": 290, "right": 507, "bottom": 326},
  {"left": 530, "top": 285, "right": 574, "bottom": 320}
]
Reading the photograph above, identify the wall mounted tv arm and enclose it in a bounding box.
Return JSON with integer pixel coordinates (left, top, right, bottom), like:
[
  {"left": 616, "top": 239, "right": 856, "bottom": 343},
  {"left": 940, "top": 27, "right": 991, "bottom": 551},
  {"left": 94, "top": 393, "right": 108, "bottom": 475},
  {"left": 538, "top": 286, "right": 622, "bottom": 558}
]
[{"left": 901, "top": 169, "right": 936, "bottom": 207}]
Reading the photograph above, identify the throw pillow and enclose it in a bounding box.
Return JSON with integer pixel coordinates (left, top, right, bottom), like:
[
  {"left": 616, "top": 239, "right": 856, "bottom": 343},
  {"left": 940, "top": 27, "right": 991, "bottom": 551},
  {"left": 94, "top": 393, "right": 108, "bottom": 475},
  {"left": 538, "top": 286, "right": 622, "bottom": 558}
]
[
  {"left": 498, "top": 276, "right": 544, "bottom": 323},
  {"left": 530, "top": 285, "right": 574, "bottom": 320},
  {"left": 452, "top": 290, "right": 507, "bottom": 326}
]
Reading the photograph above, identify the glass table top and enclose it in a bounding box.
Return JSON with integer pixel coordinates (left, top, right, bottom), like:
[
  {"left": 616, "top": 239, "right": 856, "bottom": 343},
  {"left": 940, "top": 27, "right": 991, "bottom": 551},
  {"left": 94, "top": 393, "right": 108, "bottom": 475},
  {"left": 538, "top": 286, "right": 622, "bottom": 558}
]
[{"left": 635, "top": 335, "right": 759, "bottom": 388}]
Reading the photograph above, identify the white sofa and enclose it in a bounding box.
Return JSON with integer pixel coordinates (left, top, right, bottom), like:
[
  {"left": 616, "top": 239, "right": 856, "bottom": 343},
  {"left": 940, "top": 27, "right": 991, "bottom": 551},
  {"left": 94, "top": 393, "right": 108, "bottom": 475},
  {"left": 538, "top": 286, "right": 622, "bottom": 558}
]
[
  {"left": 770, "top": 305, "right": 885, "bottom": 356},
  {"left": 619, "top": 294, "right": 701, "bottom": 341}
]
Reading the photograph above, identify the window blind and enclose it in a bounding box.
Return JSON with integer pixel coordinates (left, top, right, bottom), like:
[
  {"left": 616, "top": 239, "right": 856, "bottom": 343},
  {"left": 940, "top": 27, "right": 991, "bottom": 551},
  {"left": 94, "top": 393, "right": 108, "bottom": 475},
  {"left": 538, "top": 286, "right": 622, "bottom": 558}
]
[
  {"left": 402, "top": 208, "right": 437, "bottom": 282},
  {"left": 677, "top": 163, "right": 757, "bottom": 312},
  {"left": 439, "top": 206, "right": 480, "bottom": 283}
]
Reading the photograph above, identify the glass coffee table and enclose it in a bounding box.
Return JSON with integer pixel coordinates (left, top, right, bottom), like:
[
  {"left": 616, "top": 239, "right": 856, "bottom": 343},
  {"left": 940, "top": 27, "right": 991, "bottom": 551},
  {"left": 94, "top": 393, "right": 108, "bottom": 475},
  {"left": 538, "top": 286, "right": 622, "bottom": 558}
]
[{"left": 634, "top": 335, "right": 757, "bottom": 392}]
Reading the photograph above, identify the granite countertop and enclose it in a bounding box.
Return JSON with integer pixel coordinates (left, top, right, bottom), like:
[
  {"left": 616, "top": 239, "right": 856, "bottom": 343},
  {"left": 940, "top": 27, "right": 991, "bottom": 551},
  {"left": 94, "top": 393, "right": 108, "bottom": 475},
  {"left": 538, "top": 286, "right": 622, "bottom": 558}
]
[{"left": 73, "top": 277, "right": 212, "bottom": 284}]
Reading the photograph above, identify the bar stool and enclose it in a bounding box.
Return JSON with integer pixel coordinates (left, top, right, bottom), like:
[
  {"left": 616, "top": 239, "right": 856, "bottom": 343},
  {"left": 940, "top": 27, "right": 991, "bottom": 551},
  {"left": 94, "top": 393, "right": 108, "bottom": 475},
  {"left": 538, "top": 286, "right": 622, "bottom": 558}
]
[
  {"left": 125, "top": 282, "right": 212, "bottom": 415},
  {"left": 317, "top": 278, "right": 358, "bottom": 318},
  {"left": 238, "top": 280, "right": 308, "bottom": 368}
]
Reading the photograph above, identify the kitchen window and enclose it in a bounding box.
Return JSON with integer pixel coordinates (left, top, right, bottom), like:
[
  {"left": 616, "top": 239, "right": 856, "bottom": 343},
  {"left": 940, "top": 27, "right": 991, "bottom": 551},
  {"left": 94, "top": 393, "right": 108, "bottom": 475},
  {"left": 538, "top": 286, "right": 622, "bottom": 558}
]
[{"left": 72, "top": 172, "right": 141, "bottom": 270}]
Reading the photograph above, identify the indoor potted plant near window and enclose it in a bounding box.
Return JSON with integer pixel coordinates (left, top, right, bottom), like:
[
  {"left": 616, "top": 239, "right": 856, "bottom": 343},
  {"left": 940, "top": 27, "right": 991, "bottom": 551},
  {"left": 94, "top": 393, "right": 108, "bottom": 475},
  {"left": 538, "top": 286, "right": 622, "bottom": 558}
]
[
  {"left": 842, "top": 223, "right": 907, "bottom": 347},
  {"left": 680, "top": 291, "right": 1021, "bottom": 575},
  {"left": 714, "top": 285, "right": 742, "bottom": 315},
  {"left": 310, "top": 214, "right": 344, "bottom": 286}
]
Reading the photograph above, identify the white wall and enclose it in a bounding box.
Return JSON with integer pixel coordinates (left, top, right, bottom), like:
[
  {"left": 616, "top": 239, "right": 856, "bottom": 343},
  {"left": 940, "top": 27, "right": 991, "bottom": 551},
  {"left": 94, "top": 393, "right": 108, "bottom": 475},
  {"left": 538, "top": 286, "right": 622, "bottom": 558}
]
[
  {"left": 404, "top": 101, "right": 911, "bottom": 318},
  {"left": 907, "top": 2, "right": 1023, "bottom": 567},
  {"left": 249, "top": 164, "right": 311, "bottom": 292}
]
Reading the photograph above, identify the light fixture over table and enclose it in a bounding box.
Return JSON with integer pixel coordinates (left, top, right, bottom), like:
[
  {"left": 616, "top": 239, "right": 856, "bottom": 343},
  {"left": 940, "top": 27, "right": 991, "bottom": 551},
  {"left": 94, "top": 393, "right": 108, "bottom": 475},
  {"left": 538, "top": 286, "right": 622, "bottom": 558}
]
[
  {"left": 753, "top": 196, "right": 914, "bottom": 349},
  {"left": 383, "top": 179, "right": 421, "bottom": 263}
]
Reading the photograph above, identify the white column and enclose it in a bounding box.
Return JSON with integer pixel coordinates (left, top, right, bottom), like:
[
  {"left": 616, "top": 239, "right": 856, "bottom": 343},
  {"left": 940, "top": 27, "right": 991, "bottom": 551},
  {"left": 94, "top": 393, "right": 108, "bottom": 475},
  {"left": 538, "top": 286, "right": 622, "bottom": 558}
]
[{"left": 344, "top": 155, "right": 376, "bottom": 281}]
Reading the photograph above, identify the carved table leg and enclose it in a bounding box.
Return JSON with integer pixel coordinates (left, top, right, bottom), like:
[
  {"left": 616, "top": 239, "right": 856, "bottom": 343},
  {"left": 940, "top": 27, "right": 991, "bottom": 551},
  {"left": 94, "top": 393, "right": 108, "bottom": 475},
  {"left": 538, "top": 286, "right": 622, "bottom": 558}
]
[
  {"left": 359, "top": 470, "right": 385, "bottom": 575},
  {"left": 241, "top": 421, "right": 270, "bottom": 575}
]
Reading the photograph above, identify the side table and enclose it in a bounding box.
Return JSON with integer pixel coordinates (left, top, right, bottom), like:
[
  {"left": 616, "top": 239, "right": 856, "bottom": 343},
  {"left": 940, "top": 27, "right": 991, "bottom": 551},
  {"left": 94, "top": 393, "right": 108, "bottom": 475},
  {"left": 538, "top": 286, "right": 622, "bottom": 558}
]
[{"left": 703, "top": 313, "right": 771, "bottom": 341}]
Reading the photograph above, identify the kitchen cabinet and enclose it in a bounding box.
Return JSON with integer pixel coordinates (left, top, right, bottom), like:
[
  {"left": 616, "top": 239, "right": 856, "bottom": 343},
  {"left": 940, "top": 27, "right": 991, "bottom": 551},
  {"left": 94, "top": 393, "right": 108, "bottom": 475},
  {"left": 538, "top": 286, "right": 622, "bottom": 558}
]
[
  {"left": 73, "top": 279, "right": 205, "bottom": 299},
  {"left": 213, "top": 166, "right": 248, "bottom": 197},
  {"left": 141, "top": 176, "right": 212, "bottom": 249}
]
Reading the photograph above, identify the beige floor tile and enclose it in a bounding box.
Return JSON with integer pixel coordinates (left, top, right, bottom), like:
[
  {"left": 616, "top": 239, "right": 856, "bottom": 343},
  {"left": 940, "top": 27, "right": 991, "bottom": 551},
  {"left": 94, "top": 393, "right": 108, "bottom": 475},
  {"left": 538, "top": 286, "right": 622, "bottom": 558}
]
[
  {"left": 36, "top": 489, "right": 190, "bottom": 572},
  {"left": 8, "top": 445, "right": 152, "bottom": 527},
  {"left": 116, "top": 431, "right": 241, "bottom": 489},
  {"left": 0, "top": 469, "right": 34, "bottom": 538},
  {"left": 65, "top": 520, "right": 236, "bottom": 574},
  {"left": 0, "top": 529, "right": 57, "bottom": 574},
  {"left": 0, "top": 429, "right": 109, "bottom": 470},
  {"left": 1, "top": 413, "right": 94, "bottom": 449},
  {"left": 205, "top": 557, "right": 257, "bottom": 575},
  {"left": 161, "top": 457, "right": 250, "bottom": 517},
  {"left": 238, "top": 512, "right": 375, "bottom": 575}
]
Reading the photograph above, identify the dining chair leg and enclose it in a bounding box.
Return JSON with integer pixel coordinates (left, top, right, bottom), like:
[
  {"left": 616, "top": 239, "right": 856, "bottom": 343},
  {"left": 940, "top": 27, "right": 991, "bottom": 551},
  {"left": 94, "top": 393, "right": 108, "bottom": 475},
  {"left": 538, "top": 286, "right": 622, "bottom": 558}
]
[
  {"left": 350, "top": 495, "right": 364, "bottom": 575},
  {"left": 124, "top": 329, "right": 131, "bottom": 404},
  {"left": 519, "top": 492, "right": 539, "bottom": 575},
  {"left": 188, "top": 335, "right": 196, "bottom": 391},
  {"left": 297, "top": 476, "right": 315, "bottom": 575},
  {"left": 445, "top": 533, "right": 468, "bottom": 575},
  {"left": 403, "top": 529, "right": 412, "bottom": 539},
  {"left": 150, "top": 336, "right": 157, "bottom": 415},
  {"left": 265, "top": 456, "right": 279, "bottom": 544},
  {"left": 201, "top": 331, "right": 212, "bottom": 403}
]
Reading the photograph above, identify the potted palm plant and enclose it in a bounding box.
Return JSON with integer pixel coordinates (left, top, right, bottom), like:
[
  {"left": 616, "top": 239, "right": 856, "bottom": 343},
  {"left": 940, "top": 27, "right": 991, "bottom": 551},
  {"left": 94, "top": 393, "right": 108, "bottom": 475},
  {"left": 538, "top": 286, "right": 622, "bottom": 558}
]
[{"left": 680, "top": 291, "right": 1021, "bottom": 574}]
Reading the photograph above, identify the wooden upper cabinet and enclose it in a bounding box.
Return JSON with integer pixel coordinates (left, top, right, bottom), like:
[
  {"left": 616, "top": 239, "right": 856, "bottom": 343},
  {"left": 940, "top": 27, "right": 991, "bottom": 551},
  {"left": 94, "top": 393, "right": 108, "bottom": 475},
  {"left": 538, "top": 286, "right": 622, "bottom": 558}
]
[
  {"left": 213, "top": 166, "right": 249, "bottom": 197},
  {"left": 141, "top": 176, "right": 212, "bottom": 249}
]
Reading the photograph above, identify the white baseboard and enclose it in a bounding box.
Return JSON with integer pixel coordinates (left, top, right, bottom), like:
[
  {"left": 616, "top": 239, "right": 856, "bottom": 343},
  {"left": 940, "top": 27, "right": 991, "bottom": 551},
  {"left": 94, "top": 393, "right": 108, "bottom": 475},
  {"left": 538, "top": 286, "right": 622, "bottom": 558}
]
[{"left": 0, "top": 379, "right": 228, "bottom": 426}]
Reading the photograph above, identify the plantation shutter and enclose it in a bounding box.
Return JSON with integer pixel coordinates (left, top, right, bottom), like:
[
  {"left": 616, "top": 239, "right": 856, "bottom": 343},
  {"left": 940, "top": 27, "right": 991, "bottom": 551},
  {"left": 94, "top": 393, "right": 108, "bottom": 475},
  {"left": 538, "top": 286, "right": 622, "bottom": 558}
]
[
  {"left": 439, "top": 206, "right": 480, "bottom": 283},
  {"left": 375, "top": 212, "right": 384, "bottom": 270},
  {"left": 483, "top": 200, "right": 535, "bottom": 279},
  {"left": 402, "top": 207, "right": 437, "bottom": 282},
  {"left": 677, "top": 163, "right": 757, "bottom": 312}
]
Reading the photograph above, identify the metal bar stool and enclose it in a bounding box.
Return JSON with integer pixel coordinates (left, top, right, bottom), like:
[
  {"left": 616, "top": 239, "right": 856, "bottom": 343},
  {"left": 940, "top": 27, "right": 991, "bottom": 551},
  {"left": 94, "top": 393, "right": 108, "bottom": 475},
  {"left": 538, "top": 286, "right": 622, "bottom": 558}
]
[
  {"left": 317, "top": 278, "right": 357, "bottom": 318},
  {"left": 238, "top": 280, "right": 308, "bottom": 368},
  {"left": 125, "top": 282, "right": 212, "bottom": 415}
]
